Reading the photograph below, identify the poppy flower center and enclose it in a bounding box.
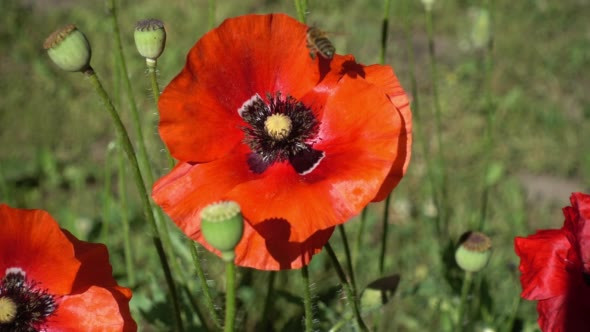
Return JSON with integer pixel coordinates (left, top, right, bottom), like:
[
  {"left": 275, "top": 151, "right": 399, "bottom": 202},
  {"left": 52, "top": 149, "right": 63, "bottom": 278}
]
[
  {"left": 0, "top": 268, "right": 57, "bottom": 330},
  {"left": 240, "top": 93, "right": 324, "bottom": 175},
  {"left": 264, "top": 114, "right": 292, "bottom": 140}
]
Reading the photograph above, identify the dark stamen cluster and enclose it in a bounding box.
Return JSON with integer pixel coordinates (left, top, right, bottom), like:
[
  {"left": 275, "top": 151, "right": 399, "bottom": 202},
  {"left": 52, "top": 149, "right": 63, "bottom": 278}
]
[
  {"left": 242, "top": 93, "right": 320, "bottom": 172},
  {"left": 0, "top": 269, "right": 57, "bottom": 331}
]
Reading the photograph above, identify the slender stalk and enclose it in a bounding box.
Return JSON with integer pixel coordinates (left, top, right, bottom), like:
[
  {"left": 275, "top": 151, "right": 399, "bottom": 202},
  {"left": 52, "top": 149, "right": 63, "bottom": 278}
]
[
  {"left": 208, "top": 0, "right": 216, "bottom": 30},
  {"left": 224, "top": 261, "right": 237, "bottom": 332},
  {"left": 106, "top": 0, "right": 152, "bottom": 184},
  {"left": 425, "top": 5, "right": 449, "bottom": 235},
  {"left": 190, "top": 242, "right": 222, "bottom": 329},
  {"left": 478, "top": 0, "right": 496, "bottom": 231},
  {"left": 378, "top": 194, "right": 392, "bottom": 275},
  {"left": 146, "top": 59, "right": 175, "bottom": 168},
  {"left": 457, "top": 271, "right": 473, "bottom": 332},
  {"left": 405, "top": 1, "right": 441, "bottom": 238},
  {"left": 353, "top": 207, "right": 369, "bottom": 269},
  {"left": 261, "top": 272, "right": 276, "bottom": 331},
  {"left": 181, "top": 285, "right": 211, "bottom": 331},
  {"left": 117, "top": 144, "right": 135, "bottom": 286},
  {"left": 0, "top": 166, "right": 11, "bottom": 205},
  {"left": 147, "top": 60, "right": 160, "bottom": 103},
  {"left": 294, "top": 0, "right": 308, "bottom": 23},
  {"left": 84, "top": 68, "right": 184, "bottom": 331},
  {"left": 379, "top": 0, "right": 392, "bottom": 64},
  {"left": 325, "top": 243, "right": 369, "bottom": 332},
  {"left": 301, "top": 265, "right": 314, "bottom": 332},
  {"left": 338, "top": 225, "right": 357, "bottom": 294},
  {"left": 101, "top": 146, "right": 113, "bottom": 243},
  {"left": 110, "top": 1, "right": 184, "bottom": 296}
]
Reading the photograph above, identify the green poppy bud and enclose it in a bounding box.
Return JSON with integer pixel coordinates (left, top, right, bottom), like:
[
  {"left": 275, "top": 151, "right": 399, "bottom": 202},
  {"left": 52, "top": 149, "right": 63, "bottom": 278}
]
[
  {"left": 200, "top": 201, "right": 244, "bottom": 261},
  {"left": 134, "top": 19, "right": 166, "bottom": 62},
  {"left": 455, "top": 231, "right": 492, "bottom": 272},
  {"left": 44, "top": 24, "right": 91, "bottom": 72}
]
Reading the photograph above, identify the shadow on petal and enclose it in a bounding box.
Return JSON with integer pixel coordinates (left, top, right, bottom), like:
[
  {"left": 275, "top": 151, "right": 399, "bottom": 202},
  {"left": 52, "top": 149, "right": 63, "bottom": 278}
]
[{"left": 254, "top": 218, "right": 334, "bottom": 269}]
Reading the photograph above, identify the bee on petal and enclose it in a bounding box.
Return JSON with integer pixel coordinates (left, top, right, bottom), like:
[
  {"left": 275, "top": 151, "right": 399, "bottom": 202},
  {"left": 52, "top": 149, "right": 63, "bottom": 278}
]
[{"left": 306, "top": 27, "right": 335, "bottom": 60}]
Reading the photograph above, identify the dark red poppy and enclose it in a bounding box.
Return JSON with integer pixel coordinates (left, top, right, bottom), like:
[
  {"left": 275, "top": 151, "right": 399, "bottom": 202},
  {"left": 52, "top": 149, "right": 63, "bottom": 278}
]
[
  {"left": 514, "top": 192, "right": 590, "bottom": 332},
  {"left": 0, "top": 204, "right": 136, "bottom": 331},
  {"left": 153, "top": 13, "right": 412, "bottom": 270}
]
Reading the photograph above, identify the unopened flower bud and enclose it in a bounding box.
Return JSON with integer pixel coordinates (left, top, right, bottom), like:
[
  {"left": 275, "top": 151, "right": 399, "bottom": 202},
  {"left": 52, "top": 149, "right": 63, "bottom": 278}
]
[
  {"left": 134, "top": 19, "right": 166, "bottom": 62},
  {"left": 200, "top": 201, "right": 244, "bottom": 261},
  {"left": 455, "top": 231, "right": 492, "bottom": 272},
  {"left": 44, "top": 24, "right": 91, "bottom": 72}
]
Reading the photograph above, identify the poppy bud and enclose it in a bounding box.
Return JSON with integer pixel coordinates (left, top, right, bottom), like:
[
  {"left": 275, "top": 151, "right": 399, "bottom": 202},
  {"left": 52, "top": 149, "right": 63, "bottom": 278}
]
[
  {"left": 44, "top": 24, "right": 91, "bottom": 72},
  {"left": 200, "top": 201, "right": 244, "bottom": 261},
  {"left": 134, "top": 19, "right": 166, "bottom": 63},
  {"left": 455, "top": 231, "right": 492, "bottom": 272}
]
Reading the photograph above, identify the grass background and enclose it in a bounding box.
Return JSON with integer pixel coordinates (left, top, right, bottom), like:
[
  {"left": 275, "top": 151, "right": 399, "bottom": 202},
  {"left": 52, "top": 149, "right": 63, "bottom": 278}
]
[{"left": 1, "top": 0, "right": 589, "bottom": 330}]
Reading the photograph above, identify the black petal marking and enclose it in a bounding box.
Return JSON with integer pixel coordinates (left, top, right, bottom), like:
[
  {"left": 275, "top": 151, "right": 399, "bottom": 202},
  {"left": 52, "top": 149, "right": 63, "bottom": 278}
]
[{"left": 289, "top": 147, "right": 325, "bottom": 175}]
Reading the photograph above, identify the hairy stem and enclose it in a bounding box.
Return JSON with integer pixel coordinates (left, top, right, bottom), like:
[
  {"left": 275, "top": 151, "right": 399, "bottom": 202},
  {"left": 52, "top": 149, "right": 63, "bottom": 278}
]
[
  {"left": 325, "top": 243, "right": 368, "bottom": 332},
  {"left": 85, "top": 68, "right": 184, "bottom": 331}
]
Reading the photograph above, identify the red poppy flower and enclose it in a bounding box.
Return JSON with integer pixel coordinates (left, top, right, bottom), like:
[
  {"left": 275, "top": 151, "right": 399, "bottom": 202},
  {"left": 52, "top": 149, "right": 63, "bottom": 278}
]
[
  {"left": 0, "top": 204, "right": 136, "bottom": 331},
  {"left": 514, "top": 192, "right": 590, "bottom": 332},
  {"left": 153, "top": 13, "right": 412, "bottom": 270}
]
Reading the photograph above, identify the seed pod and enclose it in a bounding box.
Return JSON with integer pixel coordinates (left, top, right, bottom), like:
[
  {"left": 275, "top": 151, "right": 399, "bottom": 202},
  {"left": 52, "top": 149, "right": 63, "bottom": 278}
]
[
  {"left": 44, "top": 24, "right": 91, "bottom": 72},
  {"left": 455, "top": 231, "right": 492, "bottom": 272},
  {"left": 134, "top": 19, "right": 166, "bottom": 61},
  {"left": 200, "top": 201, "right": 244, "bottom": 261}
]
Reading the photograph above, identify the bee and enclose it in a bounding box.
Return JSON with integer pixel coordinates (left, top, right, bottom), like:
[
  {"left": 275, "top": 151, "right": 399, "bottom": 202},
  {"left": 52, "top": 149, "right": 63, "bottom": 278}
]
[{"left": 306, "top": 27, "right": 335, "bottom": 60}]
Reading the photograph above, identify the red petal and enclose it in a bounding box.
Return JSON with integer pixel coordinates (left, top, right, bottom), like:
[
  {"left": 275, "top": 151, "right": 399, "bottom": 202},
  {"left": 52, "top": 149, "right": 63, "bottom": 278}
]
[
  {"left": 152, "top": 148, "right": 333, "bottom": 270},
  {"left": 364, "top": 65, "right": 412, "bottom": 201},
  {"left": 535, "top": 276, "right": 590, "bottom": 332},
  {"left": 227, "top": 74, "right": 402, "bottom": 241},
  {"left": 514, "top": 229, "right": 575, "bottom": 300},
  {"left": 0, "top": 204, "right": 80, "bottom": 295},
  {"left": 159, "top": 14, "right": 320, "bottom": 163},
  {"left": 563, "top": 192, "right": 590, "bottom": 272},
  {"left": 48, "top": 286, "right": 137, "bottom": 332}
]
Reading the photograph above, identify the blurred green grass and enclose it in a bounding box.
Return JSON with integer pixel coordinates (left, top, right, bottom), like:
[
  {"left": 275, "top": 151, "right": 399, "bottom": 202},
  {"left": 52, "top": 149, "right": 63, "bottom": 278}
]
[{"left": 1, "top": 0, "right": 589, "bottom": 330}]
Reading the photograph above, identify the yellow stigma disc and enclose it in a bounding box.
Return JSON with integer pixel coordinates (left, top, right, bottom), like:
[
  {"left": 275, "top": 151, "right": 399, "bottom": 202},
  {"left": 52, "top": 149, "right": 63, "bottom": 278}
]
[
  {"left": 0, "top": 297, "right": 17, "bottom": 323},
  {"left": 264, "top": 114, "right": 292, "bottom": 140}
]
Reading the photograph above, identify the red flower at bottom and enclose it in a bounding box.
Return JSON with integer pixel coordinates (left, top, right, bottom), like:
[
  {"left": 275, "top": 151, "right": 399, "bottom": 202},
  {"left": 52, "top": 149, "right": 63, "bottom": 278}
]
[
  {"left": 514, "top": 192, "right": 590, "bottom": 332},
  {"left": 0, "top": 204, "right": 136, "bottom": 331},
  {"left": 152, "top": 13, "right": 412, "bottom": 270}
]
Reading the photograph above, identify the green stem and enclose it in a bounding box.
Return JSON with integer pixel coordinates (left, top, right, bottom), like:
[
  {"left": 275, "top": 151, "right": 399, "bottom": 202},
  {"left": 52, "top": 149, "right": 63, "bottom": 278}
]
[
  {"left": 107, "top": 0, "right": 152, "bottom": 185},
  {"left": 457, "top": 271, "right": 473, "bottom": 332},
  {"left": 261, "top": 272, "right": 276, "bottom": 330},
  {"left": 379, "top": 0, "right": 392, "bottom": 64},
  {"left": 0, "top": 165, "right": 11, "bottom": 206},
  {"left": 338, "top": 225, "right": 357, "bottom": 295},
  {"left": 224, "top": 260, "right": 237, "bottom": 332},
  {"left": 301, "top": 265, "right": 314, "bottom": 332},
  {"left": 379, "top": 195, "right": 392, "bottom": 275},
  {"left": 146, "top": 59, "right": 175, "bottom": 169},
  {"left": 325, "top": 243, "right": 369, "bottom": 332},
  {"left": 208, "top": 0, "right": 216, "bottom": 30},
  {"left": 190, "top": 242, "right": 222, "bottom": 329},
  {"left": 101, "top": 145, "right": 113, "bottom": 243},
  {"left": 181, "top": 285, "right": 211, "bottom": 331},
  {"left": 478, "top": 0, "right": 496, "bottom": 231},
  {"left": 425, "top": 6, "right": 448, "bottom": 236},
  {"left": 353, "top": 207, "right": 368, "bottom": 269},
  {"left": 294, "top": 0, "right": 308, "bottom": 23},
  {"left": 117, "top": 143, "right": 135, "bottom": 286},
  {"left": 110, "top": 1, "right": 185, "bottom": 304},
  {"left": 85, "top": 68, "right": 184, "bottom": 332},
  {"left": 404, "top": 1, "right": 441, "bottom": 239}
]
